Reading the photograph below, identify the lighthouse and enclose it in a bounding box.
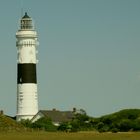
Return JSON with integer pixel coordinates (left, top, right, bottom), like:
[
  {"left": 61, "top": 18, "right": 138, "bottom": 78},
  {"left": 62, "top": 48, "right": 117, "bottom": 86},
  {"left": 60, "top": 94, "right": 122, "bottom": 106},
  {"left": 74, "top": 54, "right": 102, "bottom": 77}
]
[{"left": 16, "top": 13, "right": 38, "bottom": 121}]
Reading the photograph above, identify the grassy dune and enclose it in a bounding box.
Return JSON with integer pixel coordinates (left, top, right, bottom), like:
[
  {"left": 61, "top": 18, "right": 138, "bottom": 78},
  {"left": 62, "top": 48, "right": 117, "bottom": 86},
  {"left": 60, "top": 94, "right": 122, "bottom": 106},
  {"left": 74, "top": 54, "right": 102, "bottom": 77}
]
[{"left": 0, "top": 132, "right": 140, "bottom": 140}]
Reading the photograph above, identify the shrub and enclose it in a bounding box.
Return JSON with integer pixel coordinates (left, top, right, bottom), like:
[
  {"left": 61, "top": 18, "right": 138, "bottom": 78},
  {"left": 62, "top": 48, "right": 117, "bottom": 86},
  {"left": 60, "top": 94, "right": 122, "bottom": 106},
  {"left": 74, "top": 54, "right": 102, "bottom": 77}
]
[{"left": 32, "top": 117, "right": 57, "bottom": 131}]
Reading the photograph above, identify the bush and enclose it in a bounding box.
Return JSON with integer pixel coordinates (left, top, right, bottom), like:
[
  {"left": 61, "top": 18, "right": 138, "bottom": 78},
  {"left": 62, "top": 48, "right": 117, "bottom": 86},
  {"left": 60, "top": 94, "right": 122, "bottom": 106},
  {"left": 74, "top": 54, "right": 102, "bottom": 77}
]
[
  {"left": 118, "top": 119, "right": 133, "bottom": 132},
  {"left": 19, "top": 119, "right": 32, "bottom": 128},
  {"left": 111, "top": 128, "right": 119, "bottom": 133},
  {"left": 32, "top": 117, "right": 57, "bottom": 131},
  {"left": 58, "top": 122, "right": 72, "bottom": 132}
]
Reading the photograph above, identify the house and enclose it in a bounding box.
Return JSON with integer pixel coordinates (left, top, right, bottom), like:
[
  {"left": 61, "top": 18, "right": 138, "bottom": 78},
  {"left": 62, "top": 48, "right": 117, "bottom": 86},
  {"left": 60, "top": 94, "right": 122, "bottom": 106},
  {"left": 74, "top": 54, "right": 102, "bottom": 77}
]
[{"left": 31, "top": 109, "right": 75, "bottom": 126}]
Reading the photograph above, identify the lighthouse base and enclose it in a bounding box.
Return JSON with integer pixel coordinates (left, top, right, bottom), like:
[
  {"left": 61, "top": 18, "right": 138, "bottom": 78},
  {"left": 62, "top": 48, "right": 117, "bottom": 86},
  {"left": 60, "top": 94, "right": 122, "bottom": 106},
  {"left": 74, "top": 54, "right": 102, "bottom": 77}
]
[
  {"left": 16, "top": 83, "right": 38, "bottom": 121},
  {"left": 16, "top": 114, "right": 36, "bottom": 121}
]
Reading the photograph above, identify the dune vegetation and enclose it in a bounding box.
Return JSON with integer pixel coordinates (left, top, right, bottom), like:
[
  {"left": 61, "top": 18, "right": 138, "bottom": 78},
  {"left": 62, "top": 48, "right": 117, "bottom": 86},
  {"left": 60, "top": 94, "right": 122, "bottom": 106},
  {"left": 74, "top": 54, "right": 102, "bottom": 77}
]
[{"left": 0, "top": 132, "right": 140, "bottom": 140}]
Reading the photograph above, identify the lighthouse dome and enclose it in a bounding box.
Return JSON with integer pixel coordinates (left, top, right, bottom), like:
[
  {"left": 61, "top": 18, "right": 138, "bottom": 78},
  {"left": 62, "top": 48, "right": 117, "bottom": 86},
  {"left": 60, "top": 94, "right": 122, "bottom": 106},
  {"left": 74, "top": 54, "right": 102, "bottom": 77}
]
[{"left": 22, "top": 12, "right": 30, "bottom": 19}]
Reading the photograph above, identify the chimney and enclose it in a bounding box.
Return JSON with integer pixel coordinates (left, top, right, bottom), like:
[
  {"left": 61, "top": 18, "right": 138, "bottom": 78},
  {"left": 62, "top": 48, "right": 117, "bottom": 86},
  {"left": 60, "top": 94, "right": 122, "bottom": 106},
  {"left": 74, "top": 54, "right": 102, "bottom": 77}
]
[
  {"left": 52, "top": 108, "right": 56, "bottom": 111},
  {"left": 0, "top": 110, "right": 4, "bottom": 115},
  {"left": 73, "top": 107, "right": 77, "bottom": 112}
]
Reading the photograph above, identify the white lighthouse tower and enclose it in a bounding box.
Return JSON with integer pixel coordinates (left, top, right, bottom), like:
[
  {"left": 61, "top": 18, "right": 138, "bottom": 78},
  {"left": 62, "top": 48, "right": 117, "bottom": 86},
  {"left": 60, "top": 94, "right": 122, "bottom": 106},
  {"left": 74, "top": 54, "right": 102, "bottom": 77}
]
[{"left": 16, "top": 12, "right": 38, "bottom": 121}]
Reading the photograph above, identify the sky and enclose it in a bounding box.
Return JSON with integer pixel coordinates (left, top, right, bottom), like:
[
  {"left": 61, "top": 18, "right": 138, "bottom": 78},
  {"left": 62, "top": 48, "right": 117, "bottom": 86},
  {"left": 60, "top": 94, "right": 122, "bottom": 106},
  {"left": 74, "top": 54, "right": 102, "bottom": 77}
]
[{"left": 0, "top": 0, "right": 140, "bottom": 117}]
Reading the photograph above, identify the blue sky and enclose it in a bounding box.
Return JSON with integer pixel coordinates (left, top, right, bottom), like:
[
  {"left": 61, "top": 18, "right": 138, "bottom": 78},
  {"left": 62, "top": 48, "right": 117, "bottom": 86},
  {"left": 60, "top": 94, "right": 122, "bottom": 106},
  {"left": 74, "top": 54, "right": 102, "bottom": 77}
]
[{"left": 0, "top": 0, "right": 140, "bottom": 117}]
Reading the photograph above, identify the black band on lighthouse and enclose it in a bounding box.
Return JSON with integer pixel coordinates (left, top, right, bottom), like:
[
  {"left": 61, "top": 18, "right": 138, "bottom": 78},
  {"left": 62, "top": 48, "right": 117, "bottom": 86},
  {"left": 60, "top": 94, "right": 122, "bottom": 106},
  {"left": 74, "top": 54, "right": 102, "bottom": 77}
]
[{"left": 17, "top": 64, "right": 37, "bottom": 84}]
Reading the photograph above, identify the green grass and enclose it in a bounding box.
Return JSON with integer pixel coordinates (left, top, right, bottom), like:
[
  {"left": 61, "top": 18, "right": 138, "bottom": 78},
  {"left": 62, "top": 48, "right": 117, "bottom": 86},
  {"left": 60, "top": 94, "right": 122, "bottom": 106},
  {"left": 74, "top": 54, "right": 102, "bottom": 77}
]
[{"left": 0, "top": 132, "right": 140, "bottom": 140}]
